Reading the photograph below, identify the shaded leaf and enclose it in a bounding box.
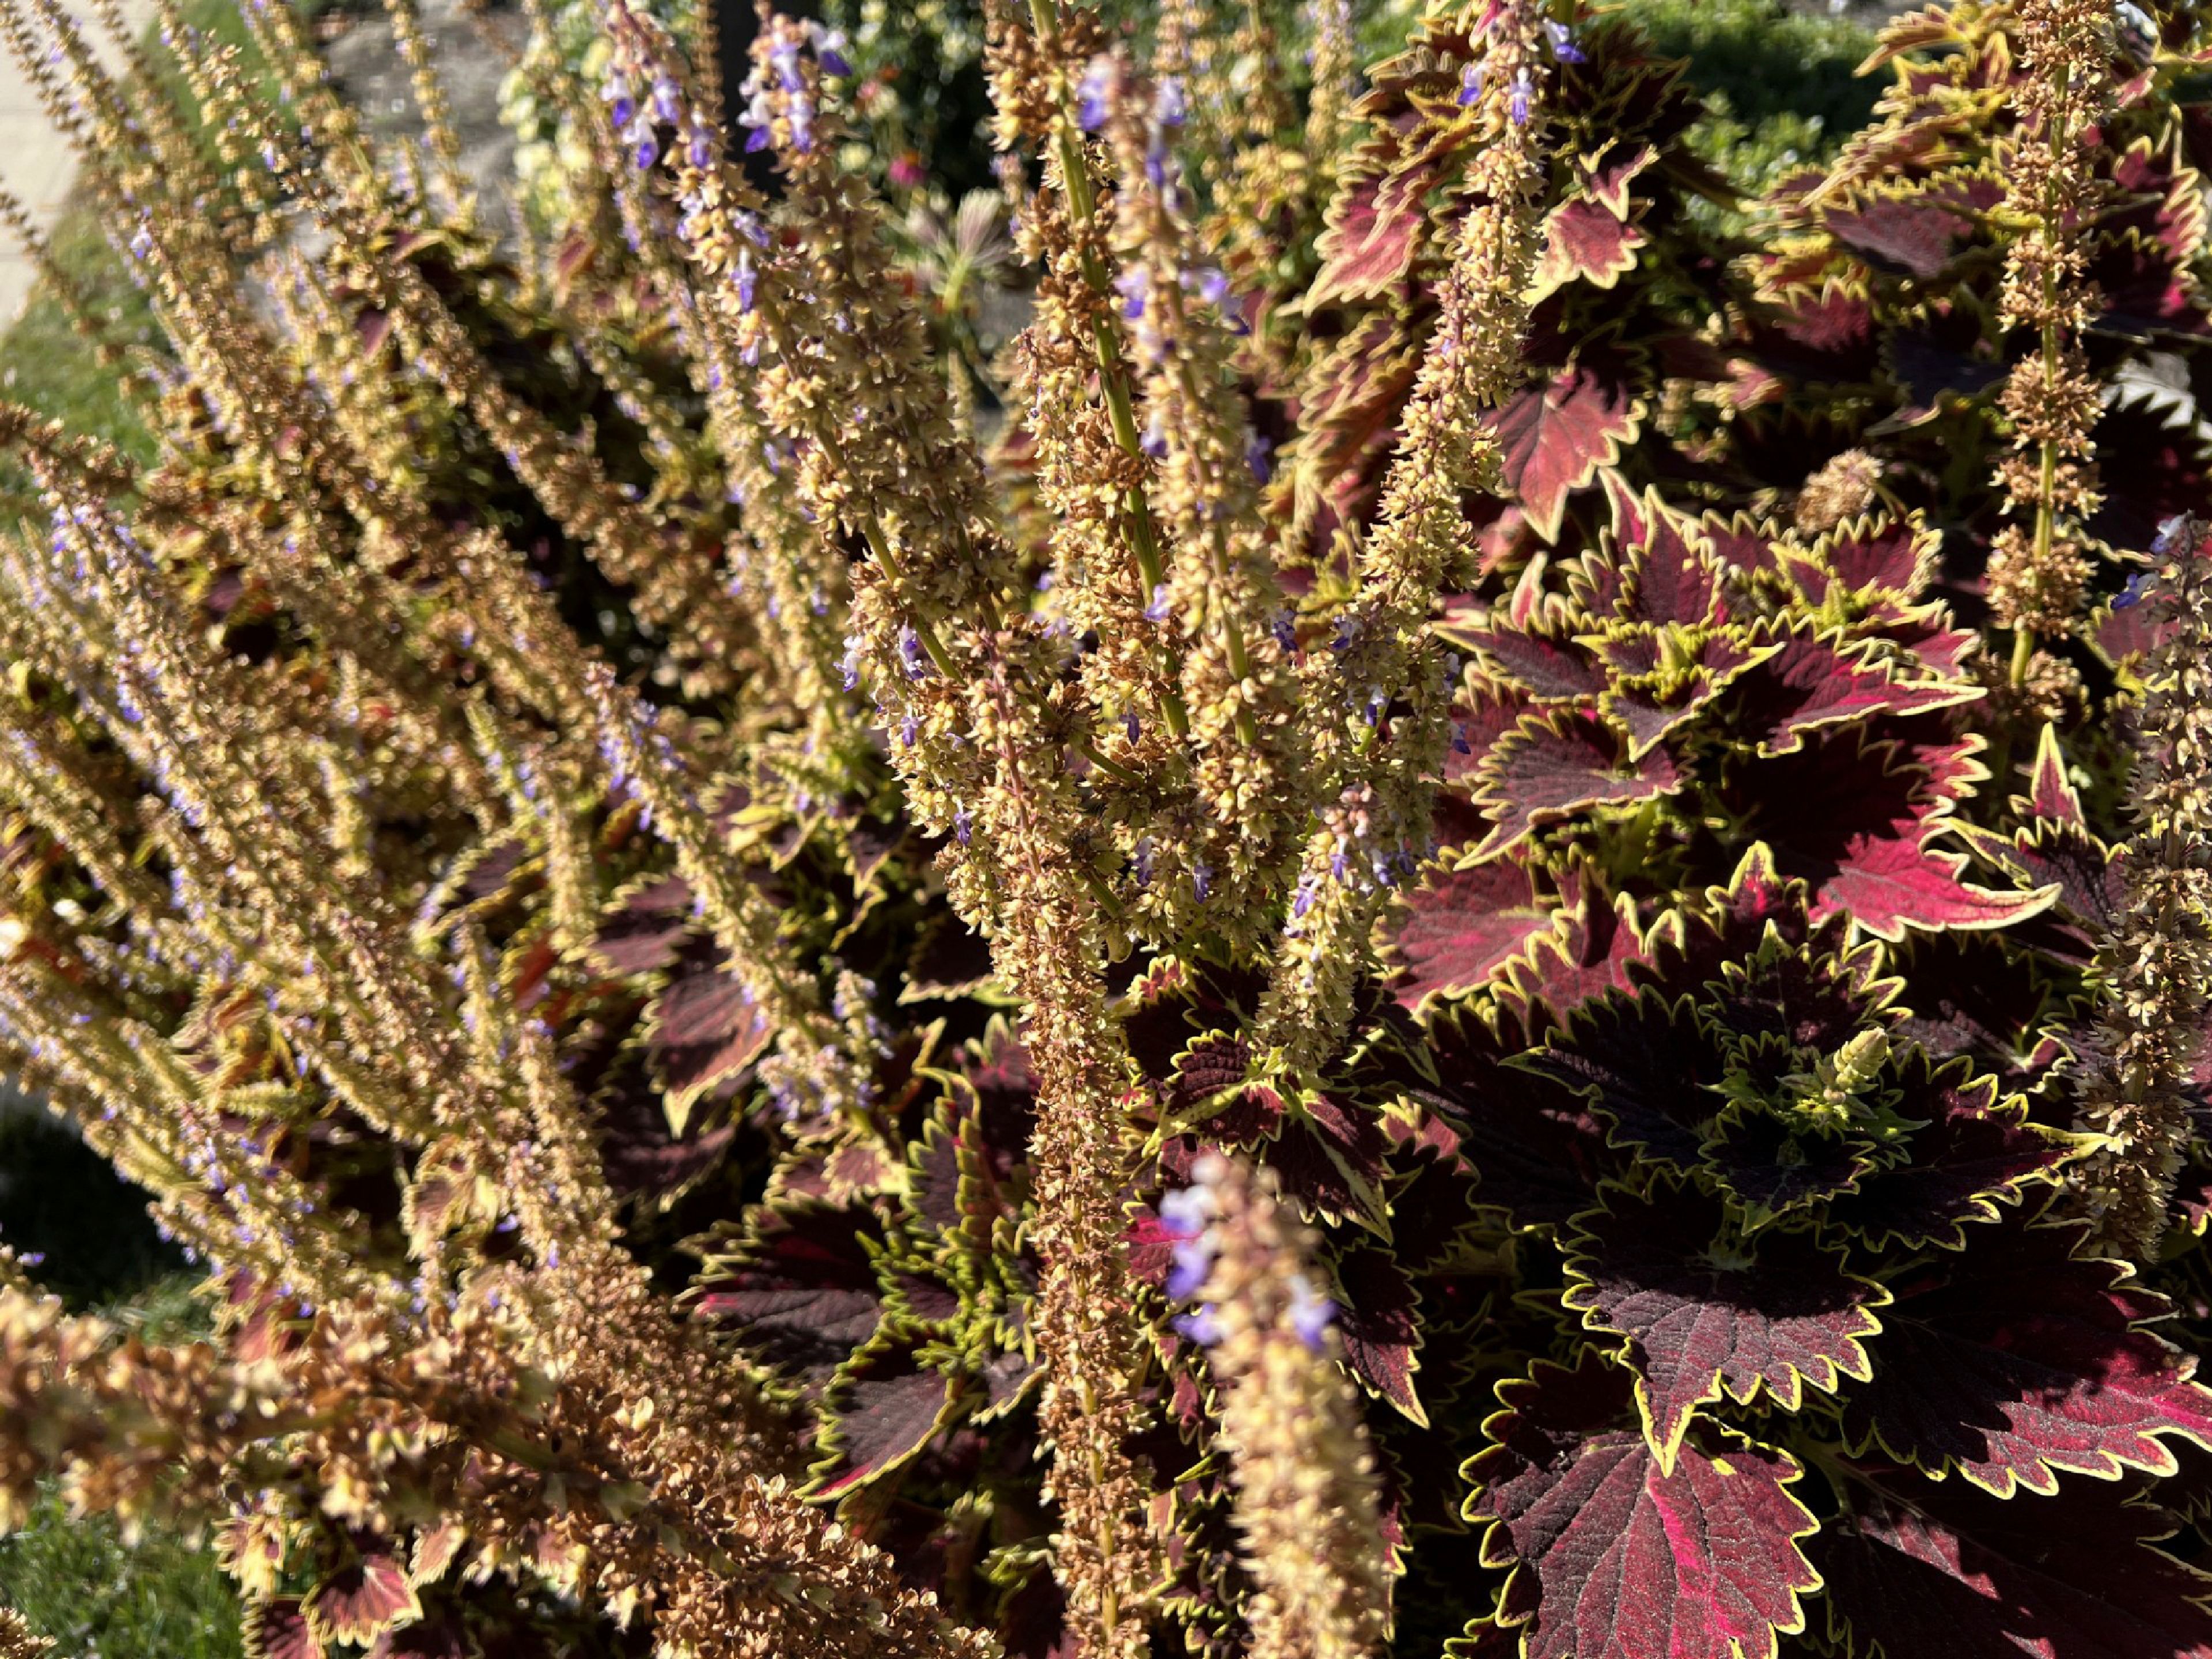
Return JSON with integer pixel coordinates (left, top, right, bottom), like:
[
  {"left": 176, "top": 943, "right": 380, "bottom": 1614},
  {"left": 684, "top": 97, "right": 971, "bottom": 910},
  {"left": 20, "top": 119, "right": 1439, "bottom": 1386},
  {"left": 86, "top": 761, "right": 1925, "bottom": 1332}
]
[
  {"left": 1564, "top": 1179, "right": 1885, "bottom": 1466},
  {"left": 1813, "top": 1457, "right": 2212, "bottom": 1659},
  {"left": 1842, "top": 1214, "right": 2212, "bottom": 1494}
]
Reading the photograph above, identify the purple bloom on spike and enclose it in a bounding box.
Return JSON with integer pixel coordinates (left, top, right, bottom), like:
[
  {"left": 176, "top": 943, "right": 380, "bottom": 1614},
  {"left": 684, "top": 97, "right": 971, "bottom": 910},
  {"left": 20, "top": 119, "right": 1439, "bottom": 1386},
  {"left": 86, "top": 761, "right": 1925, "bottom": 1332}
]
[
  {"left": 1134, "top": 836, "right": 1157, "bottom": 887},
  {"left": 1175, "top": 1305, "right": 1224, "bottom": 1346},
  {"left": 611, "top": 94, "right": 637, "bottom": 130},
  {"left": 815, "top": 27, "right": 852, "bottom": 76},
  {"left": 1114, "top": 264, "right": 1149, "bottom": 320},
  {"left": 771, "top": 37, "right": 804, "bottom": 92},
  {"left": 2115, "top": 571, "right": 2156, "bottom": 611},
  {"left": 1077, "top": 58, "right": 1114, "bottom": 132},
  {"left": 1160, "top": 1185, "right": 1213, "bottom": 1237},
  {"left": 747, "top": 125, "right": 772, "bottom": 152},
  {"left": 1457, "top": 61, "right": 1485, "bottom": 106},
  {"left": 1270, "top": 609, "right": 1297, "bottom": 651},
  {"left": 1292, "top": 876, "right": 1319, "bottom": 919},
  {"left": 130, "top": 224, "right": 154, "bottom": 260},
  {"left": 900, "top": 714, "right": 919, "bottom": 748},
  {"left": 839, "top": 635, "right": 863, "bottom": 692},
  {"left": 653, "top": 76, "right": 682, "bottom": 123},
  {"left": 1245, "top": 430, "right": 1275, "bottom": 483},
  {"left": 1452, "top": 722, "right": 1473, "bottom": 755},
  {"left": 1287, "top": 1273, "right": 1334, "bottom": 1351},
  {"left": 899, "top": 623, "right": 930, "bottom": 679},
  {"left": 1510, "top": 66, "right": 1533, "bottom": 125},
  {"left": 1546, "top": 20, "right": 1585, "bottom": 63},
  {"left": 2154, "top": 515, "right": 2187, "bottom": 555},
  {"left": 689, "top": 126, "right": 714, "bottom": 169},
  {"left": 954, "top": 808, "right": 973, "bottom": 846},
  {"left": 1194, "top": 861, "right": 1213, "bottom": 902},
  {"left": 1166, "top": 1242, "right": 1212, "bottom": 1301},
  {"left": 635, "top": 138, "right": 659, "bottom": 171},
  {"left": 1145, "top": 583, "right": 1173, "bottom": 624},
  {"left": 1141, "top": 409, "right": 1169, "bottom": 459},
  {"left": 735, "top": 249, "right": 757, "bottom": 314},
  {"left": 789, "top": 94, "right": 815, "bottom": 151},
  {"left": 1124, "top": 711, "right": 1141, "bottom": 744},
  {"left": 1154, "top": 75, "right": 1187, "bottom": 127}
]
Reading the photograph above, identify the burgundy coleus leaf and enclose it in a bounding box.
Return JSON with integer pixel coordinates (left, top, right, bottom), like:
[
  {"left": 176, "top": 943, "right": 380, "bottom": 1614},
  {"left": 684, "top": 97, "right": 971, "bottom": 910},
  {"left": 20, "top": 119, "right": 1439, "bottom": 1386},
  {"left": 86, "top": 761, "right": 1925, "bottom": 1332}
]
[
  {"left": 1617, "top": 511, "right": 1724, "bottom": 629},
  {"left": 596, "top": 1072, "right": 734, "bottom": 1200},
  {"left": 1597, "top": 628, "right": 1772, "bottom": 758},
  {"left": 1467, "top": 1351, "right": 1819, "bottom": 1659},
  {"left": 1495, "top": 873, "right": 1671, "bottom": 1025},
  {"left": 1166, "top": 1031, "right": 1286, "bottom": 1137},
  {"left": 1725, "top": 730, "right": 2051, "bottom": 940},
  {"left": 1950, "top": 819, "right": 2122, "bottom": 967},
  {"left": 1484, "top": 353, "right": 1646, "bottom": 541},
  {"left": 1334, "top": 1245, "right": 1426, "bottom": 1423},
  {"left": 1472, "top": 711, "right": 1681, "bottom": 857},
  {"left": 1885, "top": 931, "right": 2060, "bottom": 1084},
  {"left": 1309, "top": 160, "right": 1442, "bottom": 306},
  {"left": 1700, "top": 1100, "right": 1873, "bottom": 1220},
  {"left": 1416, "top": 1006, "right": 1615, "bottom": 1226},
  {"left": 1814, "top": 514, "right": 1940, "bottom": 601},
  {"left": 1530, "top": 194, "right": 1646, "bottom": 301},
  {"left": 1262, "top": 1090, "right": 1391, "bottom": 1232},
  {"left": 1840, "top": 1213, "right": 2212, "bottom": 1494},
  {"left": 1527, "top": 990, "right": 1725, "bottom": 1168},
  {"left": 589, "top": 874, "right": 696, "bottom": 975},
  {"left": 1390, "top": 857, "right": 1556, "bottom": 1009},
  {"left": 1824, "top": 193, "right": 1975, "bottom": 279},
  {"left": 1563, "top": 1178, "right": 1886, "bottom": 1466},
  {"left": 817, "top": 1337, "right": 957, "bottom": 1497},
  {"left": 1452, "top": 624, "right": 1611, "bottom": 702},
  {"left": 646, "top": 952, "right": 773, "bottom": 1121},
  {"left": 245, "top": 1600, "right": 323, "bottom": 1659},
  {"left": 1728, "top": 621, "right": 1978, "bottom": 759},
  {"left": 2022, "top": 723, "right": 2086, "bottom": 827},
  {"left": 688, "top": 1203, "right": 886, "bottom": 1385},
  {"left": 1812, "top": 1457, "right": 2212, "bottom": 1659},
  {"left": 305, "top": 1550, "right": 420, "bottom": 1647}
]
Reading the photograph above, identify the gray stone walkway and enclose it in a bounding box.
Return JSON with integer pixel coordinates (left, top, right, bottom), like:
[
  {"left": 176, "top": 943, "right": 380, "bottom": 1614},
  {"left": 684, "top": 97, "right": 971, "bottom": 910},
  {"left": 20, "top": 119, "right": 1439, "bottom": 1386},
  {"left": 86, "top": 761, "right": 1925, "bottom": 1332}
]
[{"left": 0, "top": 0, "right": 156, "bottom": 325}]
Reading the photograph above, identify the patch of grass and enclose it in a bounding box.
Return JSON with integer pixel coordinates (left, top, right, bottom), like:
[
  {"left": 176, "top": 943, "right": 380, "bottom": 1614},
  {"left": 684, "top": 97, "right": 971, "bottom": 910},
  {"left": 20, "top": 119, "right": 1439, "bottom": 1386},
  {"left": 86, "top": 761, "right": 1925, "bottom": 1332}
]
[
  {"left": 1613, "top": 0, "right": 1881, "bottom": 229},
  {"left": 0, "top": 1478, "right": 241, "bottom": 1659}
]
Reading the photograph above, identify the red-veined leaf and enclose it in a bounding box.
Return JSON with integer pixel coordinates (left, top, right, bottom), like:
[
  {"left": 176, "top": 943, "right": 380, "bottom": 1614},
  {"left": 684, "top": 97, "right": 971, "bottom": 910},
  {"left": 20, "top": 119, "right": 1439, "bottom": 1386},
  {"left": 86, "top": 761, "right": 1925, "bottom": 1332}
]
[
  {"left": 1484, "top": 355, "right": 1646, "bottom": 541},
  {"left": 1473, "top": 712, "right": 1681, "bottom": 857},
  {"left": 1467, "top": 1352, "right": 1819, "bottom": 1659},
  {"left": 1563, "top": 1178, "right": 1887, "bottom": 1468}
]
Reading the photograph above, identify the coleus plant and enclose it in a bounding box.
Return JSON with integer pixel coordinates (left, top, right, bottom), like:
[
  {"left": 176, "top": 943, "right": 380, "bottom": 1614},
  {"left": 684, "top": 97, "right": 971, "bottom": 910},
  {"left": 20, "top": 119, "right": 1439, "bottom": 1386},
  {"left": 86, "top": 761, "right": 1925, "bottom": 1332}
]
[{"left": 0, "top": 1, "right": 2210, "bottom": 1658}]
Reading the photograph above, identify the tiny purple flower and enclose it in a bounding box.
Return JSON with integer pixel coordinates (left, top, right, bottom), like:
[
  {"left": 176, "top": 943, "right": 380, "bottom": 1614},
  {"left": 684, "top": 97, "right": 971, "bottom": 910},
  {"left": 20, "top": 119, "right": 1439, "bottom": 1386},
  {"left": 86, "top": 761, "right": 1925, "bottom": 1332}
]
[
  {"left": 1247, "top": 430, "right": 1275, "bottom": 484},
  {"left": 1145, "top": 583, "right": 1173, "bottom": 624},
  {"left": 900, "top": 713, "right": 920, "bottom": 748},
  {"left": 1545, "top": 20, "right": 1585, "bottom": 63},
  {"left": 770, "top": 36, "right": 804, "bottom": 92},
  {"left": 954, "top": 808, "right": 973, "bottom": 845},
  {"left": 1175, "top": 1304, "right": 1224, "bottom": 1346},
  {"left": 611, "top": 94, "right": 637, "bottom": 130},
  {"left": 1286, "top": 1273, "right": 1334, "bottom": 1351},
  {"left": 1134, "top": 836, "right": 1157, "bottom": 887},
  {"left": 688, "top": 126, "right": 714, "bottom": 169},
  {"left": 1141, "top": 408, "right": 1169, "bottom": 459},
  {"left": 1124, "top": 710, "right": 1141, "bottom": 744},
  {"left": 1291, "top": 876, "right": 1319, "bottom": 919},
  {"left": 1154, "top": 75, "right": 1187, "bottom": 127},
  {"left": 839, "top": 634, "right": 863, "bottom": 692},
  {"left": 815, "top": 26, "right": 852, "bottom": 76},
  {"left": 898, "top": 623, "right": 930, "bottom": 679},
  {"left": 1270, "top": 610, "right": 1297, "bottom": 651},
  {"left": 1457, "top": 60, "right": 1485, "bottom": 107},
  {"left": 735, "top": 248, "right": 757, "bottom": 315},
  {"left": 1077, "top": 58, "right": 1114, "bottom": 132},
  {"left": 652, "top": 75, "right": 682, "bottom": 123},
  {"left": 1114, "top": 264, "right": 1149, "bottom": 320},
  {"left": 2115, "top": 571, "right": 2156, "bottom": 611},
  {"left": 634, "top": 137, "right": 659, "bottom": 171},
  {"left": 1193, "top": 861, "right": 1213, "bottom": 902},
  {"left": 1509, "top": 66, "right": 1533, "bottom": 126}
]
